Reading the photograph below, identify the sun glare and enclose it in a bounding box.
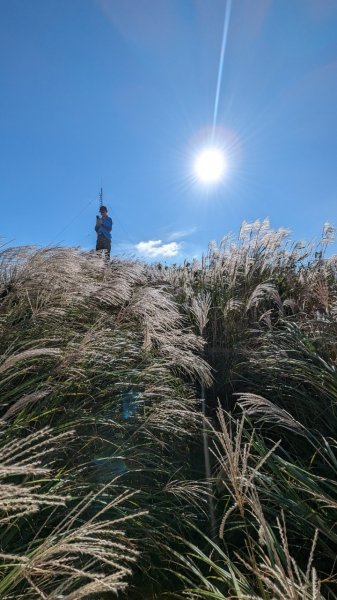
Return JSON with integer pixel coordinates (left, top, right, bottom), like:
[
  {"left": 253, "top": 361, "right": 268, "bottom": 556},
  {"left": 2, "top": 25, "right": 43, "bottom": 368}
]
[{"left": 194, "top": 147, "right": 227, "bottom": 184}]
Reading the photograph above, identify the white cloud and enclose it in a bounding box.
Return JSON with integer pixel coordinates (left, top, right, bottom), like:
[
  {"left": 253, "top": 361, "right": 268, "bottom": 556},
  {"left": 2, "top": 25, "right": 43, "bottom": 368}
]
[
  {"left": 135, "top": 239, "right": 181, "bottom": 258},
  {"left": 168, "top": 227, "right": 197, "bottom": 241}
]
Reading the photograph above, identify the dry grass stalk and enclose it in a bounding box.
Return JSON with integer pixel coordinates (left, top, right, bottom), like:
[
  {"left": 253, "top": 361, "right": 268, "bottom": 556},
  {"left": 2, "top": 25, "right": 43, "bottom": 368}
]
[
  {"left": 237, "top": 393, "right": 305, "bottom": 432},
  {"left": 0, "top": 348, "right": 62, "bottom": 374},
  {"left": 0, "top": 427, "right": 72, "bottom": 523}
]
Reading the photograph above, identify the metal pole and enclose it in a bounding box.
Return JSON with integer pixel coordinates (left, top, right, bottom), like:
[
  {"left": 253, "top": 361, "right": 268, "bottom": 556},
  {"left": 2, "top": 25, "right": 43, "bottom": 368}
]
[{"left": 201, "top": 380, "right": 216, "bottom": 538}]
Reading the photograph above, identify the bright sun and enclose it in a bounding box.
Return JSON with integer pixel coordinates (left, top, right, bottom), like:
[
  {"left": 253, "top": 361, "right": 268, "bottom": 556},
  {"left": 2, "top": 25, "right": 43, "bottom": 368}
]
[{"left": 194, "top": 147, "right": 227, "bottom": 184}]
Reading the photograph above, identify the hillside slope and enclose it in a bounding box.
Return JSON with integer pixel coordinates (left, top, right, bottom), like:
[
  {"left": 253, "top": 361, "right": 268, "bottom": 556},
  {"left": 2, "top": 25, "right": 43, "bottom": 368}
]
[{"left": 1, "top": 222, "right": 337, "bottom": 599}]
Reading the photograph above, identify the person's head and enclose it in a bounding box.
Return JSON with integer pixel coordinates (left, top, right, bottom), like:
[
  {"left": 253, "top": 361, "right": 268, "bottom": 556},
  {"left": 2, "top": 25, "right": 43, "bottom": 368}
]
[{"left": 99, "top": 206, "right": 108, "bottom": 218}]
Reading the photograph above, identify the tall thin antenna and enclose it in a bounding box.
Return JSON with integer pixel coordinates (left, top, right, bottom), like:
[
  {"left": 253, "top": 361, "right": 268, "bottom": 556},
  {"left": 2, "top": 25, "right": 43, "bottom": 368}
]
[{"left": 99, "top": 187, "right": 103, "bottom": 208}]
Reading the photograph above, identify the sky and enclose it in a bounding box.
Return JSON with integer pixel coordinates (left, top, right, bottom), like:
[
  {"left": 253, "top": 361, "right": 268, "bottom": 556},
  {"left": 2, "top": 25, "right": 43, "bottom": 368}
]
[{"left": 1, "top": 0, "right": 337, "bottom": 262}]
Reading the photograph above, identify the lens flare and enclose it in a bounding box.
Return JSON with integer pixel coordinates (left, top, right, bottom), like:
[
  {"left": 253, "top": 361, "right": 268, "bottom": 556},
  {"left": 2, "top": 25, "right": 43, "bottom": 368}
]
[{"left": 194, "top": 147, "right": 227, "bottom": 184}]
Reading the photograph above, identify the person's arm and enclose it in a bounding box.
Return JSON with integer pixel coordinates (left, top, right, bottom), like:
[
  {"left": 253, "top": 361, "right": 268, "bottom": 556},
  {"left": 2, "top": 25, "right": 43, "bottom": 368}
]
[
  {"left": 101, "top": 217, "right": 112, "bottom": 233},
  {"left": 95, "top": 217, "right": 102, "bottom": 232}
]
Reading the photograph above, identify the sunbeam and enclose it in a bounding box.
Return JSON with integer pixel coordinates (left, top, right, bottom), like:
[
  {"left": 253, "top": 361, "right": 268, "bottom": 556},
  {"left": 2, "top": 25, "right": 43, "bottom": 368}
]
[{"left": 212, "top": 0, "right": 233, "bottom": 136}]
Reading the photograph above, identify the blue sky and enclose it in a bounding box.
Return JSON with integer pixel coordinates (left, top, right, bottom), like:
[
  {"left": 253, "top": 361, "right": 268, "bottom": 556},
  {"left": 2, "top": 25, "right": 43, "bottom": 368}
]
[{"left": 1, "top": 0, "right": 337, "bottom": 261}]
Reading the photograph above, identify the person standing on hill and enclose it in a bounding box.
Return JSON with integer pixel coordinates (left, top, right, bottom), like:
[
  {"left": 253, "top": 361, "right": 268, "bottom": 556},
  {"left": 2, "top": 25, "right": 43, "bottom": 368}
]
[{"left": 95, "top": 205, "right": 113, "bottom": 259}]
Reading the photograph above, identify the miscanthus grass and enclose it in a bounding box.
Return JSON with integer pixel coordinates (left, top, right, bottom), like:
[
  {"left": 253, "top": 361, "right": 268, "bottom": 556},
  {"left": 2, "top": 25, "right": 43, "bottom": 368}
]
[
  {"left": 150, "top": 221, "right": 337, "bottom": 599},
  {"left": 0, "top": 244, "right": 211, "bottom": 598},
  {"left": 1, "top": 220, "right": 337, "bottom": 599},
  {"left": 170, "top": 403, "right": 337, "bottom": 599}
]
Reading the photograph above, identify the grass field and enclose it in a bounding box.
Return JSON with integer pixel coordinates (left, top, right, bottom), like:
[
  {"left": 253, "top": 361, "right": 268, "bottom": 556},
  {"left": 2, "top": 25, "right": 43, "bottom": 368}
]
[{"left": 1, "top": 220, "right": 337, "bottom": 599}]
